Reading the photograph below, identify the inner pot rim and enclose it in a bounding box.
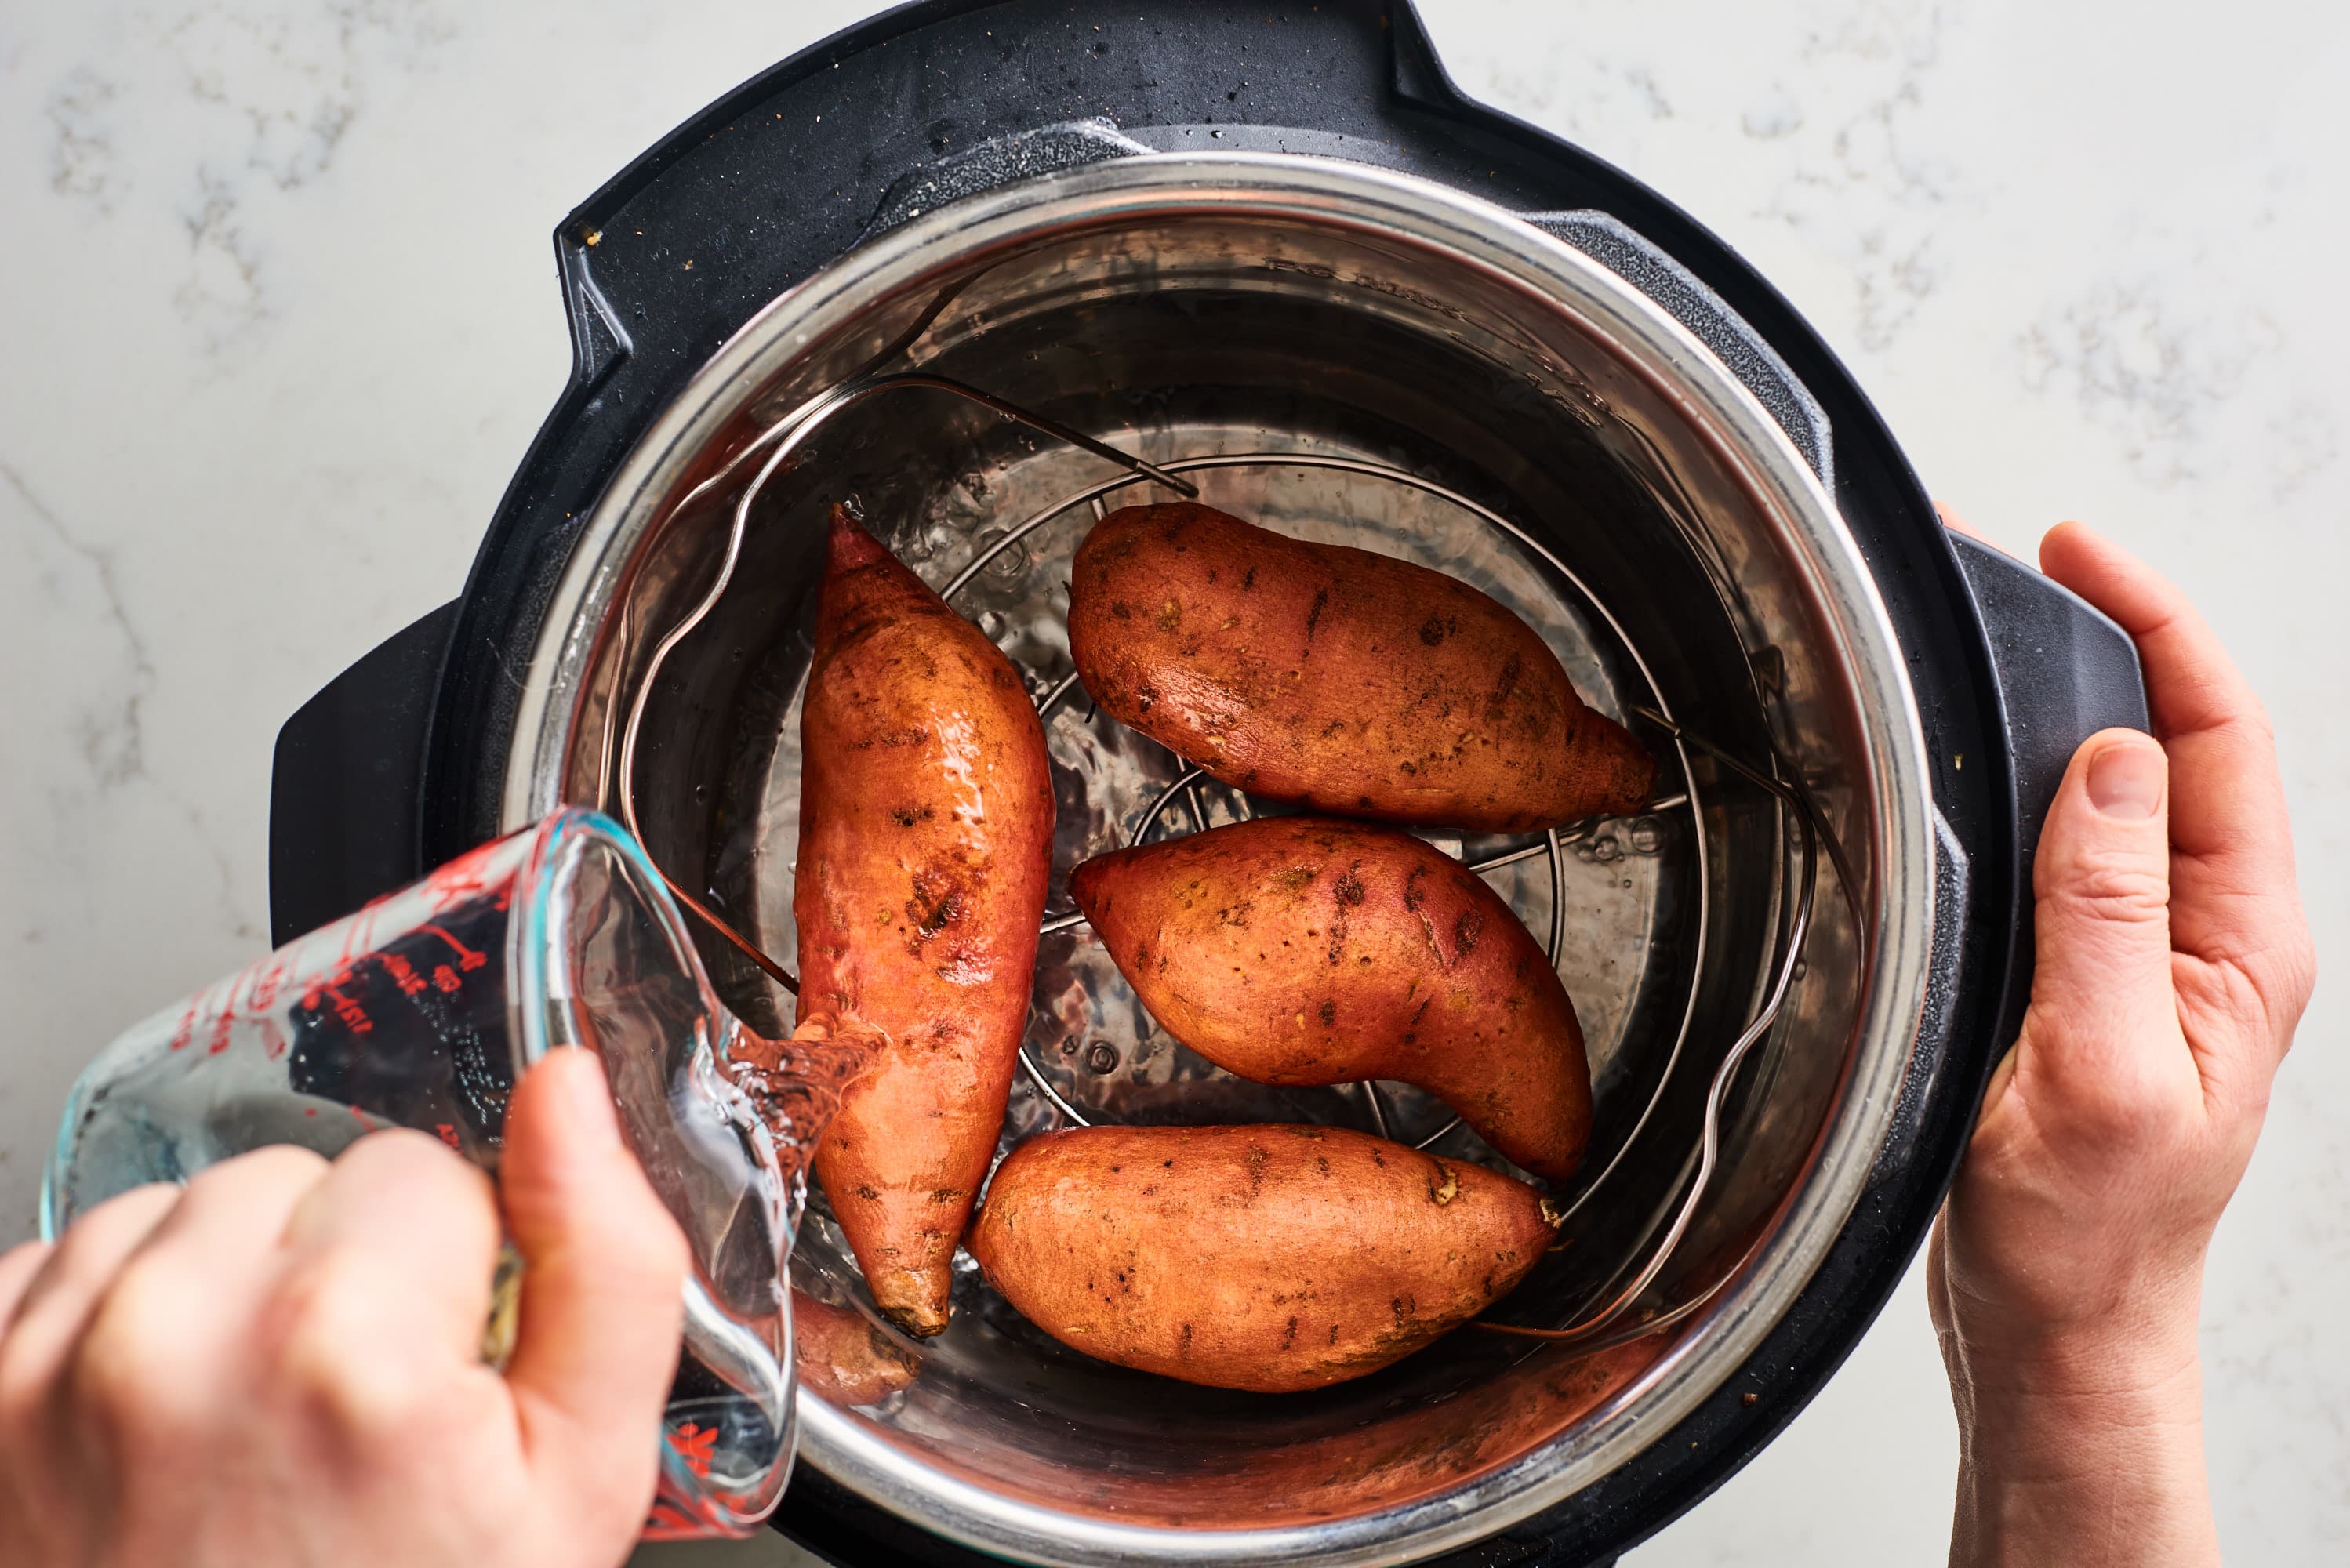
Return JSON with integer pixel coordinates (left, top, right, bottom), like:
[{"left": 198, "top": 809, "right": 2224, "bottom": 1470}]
[{"left": 499, "top": 151, "right": 1936, "bottom": 1566}]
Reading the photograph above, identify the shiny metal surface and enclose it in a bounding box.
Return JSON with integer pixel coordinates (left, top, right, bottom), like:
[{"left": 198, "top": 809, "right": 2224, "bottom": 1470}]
[{"left": 499, "top": 154, "right": 1934, "bottom": 1565}]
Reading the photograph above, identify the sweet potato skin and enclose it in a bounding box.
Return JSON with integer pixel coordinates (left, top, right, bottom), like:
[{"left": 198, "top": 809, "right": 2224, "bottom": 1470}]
[
  {"left": 796, "top": 507, "right": 1054, "bottom": 1336},
  {"left": 1070, "top": 816, "right": 1591, "bottom": 1181},
  {"left": 791, "top": 1290, "right": 923, "bottom": 1407},
  {"left": 1066, "top": 503, "right": 1653, "bottom": 833},
  {"left": 965, "top": 1124, "right": 1558, "bottom": 1393}
]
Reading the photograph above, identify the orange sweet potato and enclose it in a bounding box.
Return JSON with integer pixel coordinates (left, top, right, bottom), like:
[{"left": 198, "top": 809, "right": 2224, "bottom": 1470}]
[
  {"left": 1070, "top": 816, "right": 1592, "bottom": 1181},
  {"left": 791, "top": 1289, "right": 922, "bottom": 1407},
  {"left": 1066, "top": 503, "right": 1653, "bottom": 833},
  {"left": 964, "top": 1123, "right": 1560, "bottom": 1392},
  {"left": 796, "top": 506, "right": 1055, "bottom": 1336}
]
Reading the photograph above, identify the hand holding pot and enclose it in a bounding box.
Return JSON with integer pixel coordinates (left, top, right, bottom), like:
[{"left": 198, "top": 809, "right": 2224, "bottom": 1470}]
[
  {"left": 1928, "top": 521, "right": 2316, "bottom": 1566},
  {"left": 0, "top": 1051, "right": 688, "bottom": 1568}
]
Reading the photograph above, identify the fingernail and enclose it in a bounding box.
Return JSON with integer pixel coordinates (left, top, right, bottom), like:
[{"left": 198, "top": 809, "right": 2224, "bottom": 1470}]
[{"left": 2087, "top": 741, "right": 2163, "bottom": 818}]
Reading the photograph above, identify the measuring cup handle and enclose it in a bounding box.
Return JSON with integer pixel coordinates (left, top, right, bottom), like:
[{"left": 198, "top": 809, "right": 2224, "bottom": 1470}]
[{"left": 269, "top": 600, "right": 456, "bottom": 946}]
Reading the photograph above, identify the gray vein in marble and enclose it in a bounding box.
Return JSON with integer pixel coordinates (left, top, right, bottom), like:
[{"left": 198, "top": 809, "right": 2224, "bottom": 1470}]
[
  {"left": 1, "top": 456, "right": 260, "bottom": 950},
  {"left": 2018, "top": 285, "right": 2291, "bottom": 488},
  {"left": 47, "top": 66, "right": 125, "bottom": 210},
  {"left": 42, "top": 2, "right": 454, "bottom": 356},
  {"left": 1758, "top": 2, "right": 1958, "bottom": 351},
  {"left": 1, "top": 458, "right": 152, "bottom": 790},
  {"left": 177, "top": 164, "right": 272, "bottom": 350}
]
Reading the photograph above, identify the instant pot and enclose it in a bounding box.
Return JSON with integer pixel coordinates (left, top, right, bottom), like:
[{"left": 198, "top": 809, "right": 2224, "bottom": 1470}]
[{"left": 268, "top": 3, "right": 2148, "bottom": 1563}]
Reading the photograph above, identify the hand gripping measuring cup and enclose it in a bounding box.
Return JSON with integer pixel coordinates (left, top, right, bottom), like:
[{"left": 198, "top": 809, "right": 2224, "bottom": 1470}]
[{"left": 42, "top": 808, "right": 872, "bottom": 1539}]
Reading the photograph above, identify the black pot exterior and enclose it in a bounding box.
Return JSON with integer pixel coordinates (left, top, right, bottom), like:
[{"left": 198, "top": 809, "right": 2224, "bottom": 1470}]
[{"left": 267, "top": 3, "right": 2144, "bottom": 1562}]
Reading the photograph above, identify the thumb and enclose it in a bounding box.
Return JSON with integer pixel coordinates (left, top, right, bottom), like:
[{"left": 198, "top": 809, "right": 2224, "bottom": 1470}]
[
  {"left": 499, "top": 1047, "right": 688, "bottom": 1486},
  {"left": 2023, "top": 728, "right": 2177, "bottom": 1073}
]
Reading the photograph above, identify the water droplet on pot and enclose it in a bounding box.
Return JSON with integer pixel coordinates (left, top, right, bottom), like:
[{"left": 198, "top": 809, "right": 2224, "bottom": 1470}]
[{"left": 1085, "top": 1041, "right": 1119, "bottom": 1074}]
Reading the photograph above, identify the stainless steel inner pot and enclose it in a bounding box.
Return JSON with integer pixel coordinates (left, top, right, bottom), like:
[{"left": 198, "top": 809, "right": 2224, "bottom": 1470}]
[{"left": 502, "top": 154, "right": 1933, "bottom": 1566}]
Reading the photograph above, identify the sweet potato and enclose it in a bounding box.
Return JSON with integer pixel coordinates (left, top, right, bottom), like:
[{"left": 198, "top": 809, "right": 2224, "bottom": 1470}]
[
  {"left": 1066, "top": 503, "right": 1653, "bottom": 833},
  {"left": 796, "top": 506, "right": 1055, "bottom": 1336},
  {"left": 1070, "top": 816, "right": 1591, "bottom": 1181},
  {"left": 964, "top": 1123, "right": 1560, "bottom": 1392},
  {"left": 791, "top": 1289, "right": 922, "bottom": 1407}
]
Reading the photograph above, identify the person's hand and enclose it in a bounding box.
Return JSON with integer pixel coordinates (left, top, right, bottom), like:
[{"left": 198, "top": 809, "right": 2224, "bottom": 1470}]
[
  {"left": 0, "top": 1049, "right": 688, "bottom": 1568},
  {"left": 1928, "top": 519, "right": 2315, "bottom": 1566}
]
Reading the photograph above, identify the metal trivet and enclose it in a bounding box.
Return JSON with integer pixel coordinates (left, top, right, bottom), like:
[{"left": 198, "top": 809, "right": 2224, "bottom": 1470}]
[{"left": 614, "top": 374, "right": 1851, "bottom": 1350}]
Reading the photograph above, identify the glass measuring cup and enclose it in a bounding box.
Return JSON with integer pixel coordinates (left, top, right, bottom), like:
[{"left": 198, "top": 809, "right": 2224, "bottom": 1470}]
[{"left": 42, "top": 808, "right": 859, "bottom": 1539}]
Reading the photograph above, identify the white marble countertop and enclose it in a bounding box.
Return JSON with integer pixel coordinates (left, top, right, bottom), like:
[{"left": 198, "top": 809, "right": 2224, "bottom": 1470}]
[{"left": 2, "top": 2, "right": 2341, "bottom": 1563}]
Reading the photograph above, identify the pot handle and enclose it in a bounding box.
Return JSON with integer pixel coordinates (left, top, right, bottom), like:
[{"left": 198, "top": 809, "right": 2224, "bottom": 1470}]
[
  {"left": 1869, "top": 537, "right": 2148, "bottom": 1188},
  {"left": 267, "top": 601, "right": 455, "bottom": 946},
  {"left": 1950, "top": 531, "right": 2152, "bottom": 856},
  {"left": 1517, "top": 210, "right": 1835, "bottom": 490}
]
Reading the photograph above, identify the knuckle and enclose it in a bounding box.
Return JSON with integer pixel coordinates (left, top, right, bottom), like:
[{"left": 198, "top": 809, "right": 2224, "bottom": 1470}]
[
  {"left": 270, "top": 1261, "right": 434, "bottom": 1446},
  {"left": 43, "top": 1186, "right": 177, "bottom": 1283},
  {"left": 0, "top": 1238, "right": 52, "bottom": 1281},
  {"left": 2076, "top": 1083, "right": 2185, "bottom": 1143},
  {"left": 343, "top": 1130, "right": 497, "bottom": 1224},
  {"left": 343, "top": 1125, "right": 463, "bottom": 1179},
  {"left": 189, "top": 1143, "right": 329, "bottom": 1200},
  {"left": 67, "top": 1265, "right": 205, "bottom": 1443},
  {"left": 0, "top": 1333, "right": 52, "bottom": 1434},
  {"left": 2029, "top": 1062, "right": 2188, "bottom": 1148},
  {"left": 177, "top": 1147, "right": 327, "bottom": 1225},
  {"left": 2046, "top": 854, "right": 2169, "bottom": 924},
  {"left": 2278, "top": 931, "right": 2320, "bottom": 1015}
]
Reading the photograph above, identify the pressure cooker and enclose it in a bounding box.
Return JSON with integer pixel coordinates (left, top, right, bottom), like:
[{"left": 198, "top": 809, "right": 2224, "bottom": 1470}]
[{"left": 267, "top": 3, "right": 2148, "bottom": 1563}]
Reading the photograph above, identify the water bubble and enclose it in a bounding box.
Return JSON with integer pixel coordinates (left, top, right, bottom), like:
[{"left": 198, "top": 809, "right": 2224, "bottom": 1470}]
[
  {"left": 1629, "top": 819, "right": 1664, "bottom": 855},
  {"left": 1591, "top": 832, "right": 1623, "bottom": 863},
  {"left": 1085, "top": 1042, "right": 1120, "bottom": 1075}
]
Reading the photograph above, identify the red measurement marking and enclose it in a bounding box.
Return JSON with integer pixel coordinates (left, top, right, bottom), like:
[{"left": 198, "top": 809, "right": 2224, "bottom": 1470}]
[
  {"left": 168, "top": 994, "right": 202, "bottom": 1052},
  {"left": 323, "top": 985, "right": 372, "bottom": 1036},
  {"left": 261, "top": 1018, "right": 289, "bottom": 1062},
  {"left": 667, "top": 1421, "right": 717, "bottom": 1479},
  {"left": 425, "top": 859, "right": 486, "bottom": 895},
  {"left": 348, "top": 1105, "right": 372, "bottom": 1127},
  {"left": 434, "top": 1123, "right": 460, "bottom": 1150},
  {"left": 303, "top": 1107, "right": 317, "bottom": 1117},
  {"left": 247, "top": 961, "right": 285, "bottom": 1012},
  {"left": 300, "top": 962, "right": 360, "bottom": 1018},
  {"left": 421, "top": 848, "right": 506, "bottom": 915},
  {"left": 432, "top": 964, "right": 460, "bottom": 994},
  {"left": 643, "top": 1500, "right": 700, "bottom": 1539},
  {"left": 380, "top": 952, "right": 427, "bottom": 997},
  {"left": 419, "top": 924, "right": 489, "bottom": 972},
  {"left": 206, "top": 1008, "right": 236, "bottom": 1055}
]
